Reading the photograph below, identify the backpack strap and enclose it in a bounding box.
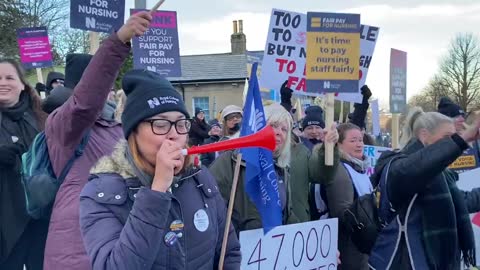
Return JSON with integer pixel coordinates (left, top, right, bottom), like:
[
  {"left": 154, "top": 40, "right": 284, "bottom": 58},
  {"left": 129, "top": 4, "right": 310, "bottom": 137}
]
[
  {"left": 57, "top": 129, "right": 91, "bottom": 182},
  {"left": 378, "top": 156, "right": 402, "bottom": 225}
]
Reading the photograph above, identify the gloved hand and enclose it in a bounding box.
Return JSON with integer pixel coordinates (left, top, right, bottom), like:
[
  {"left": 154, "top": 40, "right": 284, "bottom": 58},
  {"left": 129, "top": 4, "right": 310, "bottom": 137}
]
[
  {"left": 0, "top": 143, "right": 23, "bottom": 167},
  {"left": 280, "top": 80, "right": 293, "bottom": 113},
  {"left": 280, "top": 80, "right": 293, "bottom": 101},
  {"left": 361, "top": 85, "right": 372, "bottom": 101},
  {"left": 35, "top": 82, "right": 46, "bottom": 93}
]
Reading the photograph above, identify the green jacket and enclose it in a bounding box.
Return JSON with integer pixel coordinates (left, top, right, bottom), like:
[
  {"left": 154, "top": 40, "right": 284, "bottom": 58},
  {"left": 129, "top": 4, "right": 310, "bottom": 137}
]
[
  {"left": 209, "top": 150, "right": 297, "bottom": 233},
  {"left": 209, "top": 140, "right": 338, "bottom": 233},
  {"left": 292, "top": 136, "right": 339, "bottom": 222}
]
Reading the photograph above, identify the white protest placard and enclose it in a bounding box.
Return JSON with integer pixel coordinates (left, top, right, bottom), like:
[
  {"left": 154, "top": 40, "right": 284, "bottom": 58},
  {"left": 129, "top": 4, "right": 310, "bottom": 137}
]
[
  {"left": 363, "top": 145, "right": 391, "bottom": 176},
  {"left": 337, "top": 25, "right": 380, "bottom": 103},
  {"left": 260, "top": 9, "right": 307, "bottom": 93},
  {"left": 371, "top": 99, "right": 380, "bottom": 136},
  {"left": 260, "top": 9, "right": 380, "bottom": 103},
  {"left": 455, "top": 168, "right": 480, "bottom": 263},
  {"left": 240, "top": 219, "right": 338, "bottom": 270}
]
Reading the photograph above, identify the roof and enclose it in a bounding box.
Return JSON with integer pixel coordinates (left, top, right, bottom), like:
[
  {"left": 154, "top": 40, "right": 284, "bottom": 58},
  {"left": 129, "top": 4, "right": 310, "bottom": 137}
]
[{"left": 168, "top": 53, "right": 249, "bottom": 83}]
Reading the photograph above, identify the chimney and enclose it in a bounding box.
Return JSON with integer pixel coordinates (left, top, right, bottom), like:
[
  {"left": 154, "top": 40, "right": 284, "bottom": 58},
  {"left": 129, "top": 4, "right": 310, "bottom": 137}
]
[
  {"left": 231, "top": 19, "right": 247, "bottom": 55},
  {"left": 232, "top": 20, "right": 238, "bottom": 34},
  {"left": 238, "top": 20, "right": 243, "bottom": 33}
]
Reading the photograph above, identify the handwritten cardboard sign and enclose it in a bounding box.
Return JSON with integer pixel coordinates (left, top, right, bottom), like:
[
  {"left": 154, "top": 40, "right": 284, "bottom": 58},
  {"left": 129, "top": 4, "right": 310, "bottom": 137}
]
[{"left": 240, "top": 219, "right": 338, "bottom": 269}]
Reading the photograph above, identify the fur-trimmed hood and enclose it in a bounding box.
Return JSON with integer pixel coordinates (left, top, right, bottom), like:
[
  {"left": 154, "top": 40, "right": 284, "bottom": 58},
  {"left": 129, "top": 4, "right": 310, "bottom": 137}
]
[{"left": 90, "top": 140, "right": 136, "bottom": 179}]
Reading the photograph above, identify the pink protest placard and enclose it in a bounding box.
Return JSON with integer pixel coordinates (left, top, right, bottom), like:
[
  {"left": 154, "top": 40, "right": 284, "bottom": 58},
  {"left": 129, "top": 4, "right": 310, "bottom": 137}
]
[{"left": 16, "top": 27, "right": 53, "bottom": 69}]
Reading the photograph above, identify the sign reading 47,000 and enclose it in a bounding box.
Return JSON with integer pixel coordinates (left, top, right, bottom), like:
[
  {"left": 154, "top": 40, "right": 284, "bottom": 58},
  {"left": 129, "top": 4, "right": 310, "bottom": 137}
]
[{"left": 240, "top": 219, "right": 338, "bottom": 269}]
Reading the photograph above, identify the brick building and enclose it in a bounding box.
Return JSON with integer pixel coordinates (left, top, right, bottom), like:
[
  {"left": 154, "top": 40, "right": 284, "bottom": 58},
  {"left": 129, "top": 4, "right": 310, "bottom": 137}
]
[{"left": 168, "top": 20, "right": 254, "bottom": 120}]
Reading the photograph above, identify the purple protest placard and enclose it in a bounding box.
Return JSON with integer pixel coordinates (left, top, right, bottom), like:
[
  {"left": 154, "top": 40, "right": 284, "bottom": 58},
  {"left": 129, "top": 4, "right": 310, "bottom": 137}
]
[
  {"left": 131, "top": 9, "right": 181, "bottom": 77},
  {"left": 70, "top": 0, "right": 125, "bottom": 33},
  {"left": 16, "top": 27, "right": 53, "bottom": 69}
]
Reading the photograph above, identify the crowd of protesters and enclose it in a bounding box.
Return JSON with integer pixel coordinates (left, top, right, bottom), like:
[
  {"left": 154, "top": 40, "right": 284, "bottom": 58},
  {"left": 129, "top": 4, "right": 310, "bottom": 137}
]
[{"left": 1, "top": 11, "right": 480, "bottom": 270}]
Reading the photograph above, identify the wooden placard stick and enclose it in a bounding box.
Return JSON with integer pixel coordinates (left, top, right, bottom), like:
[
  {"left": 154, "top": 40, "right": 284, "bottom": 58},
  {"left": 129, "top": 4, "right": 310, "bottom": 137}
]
[
  {"left": 325, "top": 93, "right": 335, "bottom": 166},
  {"left": 218, "top": 153, "right": 243, "bottom": 269},
  {"left": 150, "top": 0, "right": 166, "bottom": 12}
]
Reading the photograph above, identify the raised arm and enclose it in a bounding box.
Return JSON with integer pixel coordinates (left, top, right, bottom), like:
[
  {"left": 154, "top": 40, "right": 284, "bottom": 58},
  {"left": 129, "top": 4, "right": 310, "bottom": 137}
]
[
  {"left": 387, "top": 135, "right": 468, "bottom": 208},
  {"left": 46, "top": 12, "right": 151, "bottom": 173}
]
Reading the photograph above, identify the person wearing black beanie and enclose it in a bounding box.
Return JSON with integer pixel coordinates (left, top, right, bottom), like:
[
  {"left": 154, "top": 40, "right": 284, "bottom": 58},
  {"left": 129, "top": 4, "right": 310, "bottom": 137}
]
[
  {"left": 437, "top": 97, "right": 465, "bottom": 132},
  {"left": 45, "top": 71, "right": 65, "bottom": 94},
  {"left": 301, "top": 105, "right": 326, "bottom": 151},
  {"left": 121, "top": 69, "right": 190, "bottom": 138},
  {"left": 78, "top": 13, "right": 241, "bottom": 270},
  {"left": 41, "top": 54, "right": 93, "bottom": 114}
]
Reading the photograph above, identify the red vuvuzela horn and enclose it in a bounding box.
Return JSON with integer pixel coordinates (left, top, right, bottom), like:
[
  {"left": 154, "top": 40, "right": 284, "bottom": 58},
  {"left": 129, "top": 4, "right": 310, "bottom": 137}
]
[{"left": 181, "top": 126, "right": 276, "bottom": 156}]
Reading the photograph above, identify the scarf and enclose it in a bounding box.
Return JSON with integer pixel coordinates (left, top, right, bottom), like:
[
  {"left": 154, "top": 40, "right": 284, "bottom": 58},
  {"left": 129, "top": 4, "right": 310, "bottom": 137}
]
[
  {"left": 340, "top": 150, "right": 369, "bottom": 172},
  {"left": 421, "top": 169, "right": 476, "bottom": 268},
  {"left": 309, "top": 138, "right": 323, "bottom": 145},
  {"left": 0, "top": 92, "right": 38, "bottom": 150},
  {"left": 100, "top": 100, "right": 117, "bottom": 122},
  {"left": 402, "top": 140, "right": 475, "bottom": 269},
  {"left": 0, "top": 91, "right": 31, "bottom": 120},
  {"left": 125, "top": 146, "right": 154, "bottom": 188}
]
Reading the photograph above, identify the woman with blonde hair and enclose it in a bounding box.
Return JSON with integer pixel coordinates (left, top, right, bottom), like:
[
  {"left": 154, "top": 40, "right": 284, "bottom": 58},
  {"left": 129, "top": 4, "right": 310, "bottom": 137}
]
[
  {"left": 369, "top": 107, "right": 479, "bottom": 270},
  {"left": 210, "top": 103, "right": 337, "bottom": 232}
]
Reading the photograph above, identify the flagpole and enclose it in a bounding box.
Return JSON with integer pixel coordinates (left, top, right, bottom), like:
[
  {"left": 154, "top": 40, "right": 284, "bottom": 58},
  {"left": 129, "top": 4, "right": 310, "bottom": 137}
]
[{"left": 218, "top": 152, "right": 243, "bottom": 270}]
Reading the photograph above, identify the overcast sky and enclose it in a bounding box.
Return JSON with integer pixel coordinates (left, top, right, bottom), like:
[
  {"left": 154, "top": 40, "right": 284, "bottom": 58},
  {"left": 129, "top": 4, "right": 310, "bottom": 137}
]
[{"left": 124, "top": 0, "right": 480, "bottom": 109}]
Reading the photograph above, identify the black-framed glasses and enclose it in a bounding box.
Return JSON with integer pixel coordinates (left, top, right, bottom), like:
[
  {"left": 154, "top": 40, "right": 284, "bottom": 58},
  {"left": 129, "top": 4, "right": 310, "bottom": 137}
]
[{"left": 143, "top": 119, "right": 192, "bottom": 135}]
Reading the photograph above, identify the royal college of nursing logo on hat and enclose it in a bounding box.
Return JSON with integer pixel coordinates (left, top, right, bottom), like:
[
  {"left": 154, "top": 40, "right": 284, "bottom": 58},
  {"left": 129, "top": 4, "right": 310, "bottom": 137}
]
[{"left": 147, "top": 96, "right": 180, "bottom": 109}]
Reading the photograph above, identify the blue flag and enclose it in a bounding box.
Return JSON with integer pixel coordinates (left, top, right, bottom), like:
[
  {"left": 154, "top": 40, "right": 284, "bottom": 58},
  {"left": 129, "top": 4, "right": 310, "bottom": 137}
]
[{"left": 240, "top": 63, "right": 282, "bottom": 232}]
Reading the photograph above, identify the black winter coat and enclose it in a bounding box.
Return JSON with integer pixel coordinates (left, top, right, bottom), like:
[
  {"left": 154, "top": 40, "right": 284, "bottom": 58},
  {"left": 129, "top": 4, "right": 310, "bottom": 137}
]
[
  {"left": 189, "top": 118, "right": 210, "bottom": 146},
  {"left": 0, "top": 93, "right": 42, "bottom": 261},
  {"left": 200, "top": 135, "right": 220, "bottom": 168}
]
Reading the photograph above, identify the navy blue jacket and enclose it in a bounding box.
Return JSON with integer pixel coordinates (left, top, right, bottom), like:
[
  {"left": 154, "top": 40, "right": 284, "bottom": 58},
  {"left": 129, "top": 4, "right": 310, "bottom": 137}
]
[{"left": 79, "top": 142, "right": 241, "bottom": 269}]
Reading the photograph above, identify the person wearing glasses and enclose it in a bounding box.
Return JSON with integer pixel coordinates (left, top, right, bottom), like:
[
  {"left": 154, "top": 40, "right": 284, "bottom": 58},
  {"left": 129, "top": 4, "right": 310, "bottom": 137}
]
[
  {"left": 221, "top": 105, "right": 243, "bottom": 140},
  {"left": 78, "top": 69, "right": 241, "bottom": 270}
]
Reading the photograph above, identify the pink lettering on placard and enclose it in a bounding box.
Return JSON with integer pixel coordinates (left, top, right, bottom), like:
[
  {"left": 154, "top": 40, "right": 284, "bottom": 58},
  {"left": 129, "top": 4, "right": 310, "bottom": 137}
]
[{"left": 151, "top": 12, "right": 176, "bottom": 28}]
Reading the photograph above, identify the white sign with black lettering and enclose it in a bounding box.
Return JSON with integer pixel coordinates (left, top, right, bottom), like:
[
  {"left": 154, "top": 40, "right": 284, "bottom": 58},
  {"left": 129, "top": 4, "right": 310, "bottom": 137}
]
[{"left": 240, "top": 219, "right": 338, "bottom": 270}]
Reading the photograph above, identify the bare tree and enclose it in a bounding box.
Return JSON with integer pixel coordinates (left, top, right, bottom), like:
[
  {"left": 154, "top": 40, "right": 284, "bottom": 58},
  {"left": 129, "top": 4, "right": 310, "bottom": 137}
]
[
  {"left": 440, "top": 33, "right": 480, "bottom": 111},
  {"left": 0, "top": 0, "right": 30, "bottom": 58},
  {"left": 51, "top": 25, "right": 90, "bottom": 64},
  {"left": 20, "top": 0, "right": 68, "bottom": 30},
  {"left": 408, "top": 75, "right": 452, "bottom": 112}
]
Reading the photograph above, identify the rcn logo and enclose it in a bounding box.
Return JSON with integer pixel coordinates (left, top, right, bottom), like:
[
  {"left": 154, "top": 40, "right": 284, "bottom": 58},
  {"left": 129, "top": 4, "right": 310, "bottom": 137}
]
[
  {"left": 323, "top": 81, "right": 331, "bottom": 89},
  {"left": 86, "top": 17, "right": 96, "bottom": 28}
]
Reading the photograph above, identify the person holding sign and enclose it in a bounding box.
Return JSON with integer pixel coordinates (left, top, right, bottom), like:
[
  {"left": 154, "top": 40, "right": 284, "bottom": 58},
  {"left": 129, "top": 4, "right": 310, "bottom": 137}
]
[
  {"left": 369, "top": 107, "right": 479, "bottom": 269},
  {"left": 324, "top": 123, "right": 371, "bottom": 270},
  {"left": 0, "top": 59, "right": 48, "bottom": 270},
  {"left": 210, "top": 103, "right": 338, "bottom": 232}
]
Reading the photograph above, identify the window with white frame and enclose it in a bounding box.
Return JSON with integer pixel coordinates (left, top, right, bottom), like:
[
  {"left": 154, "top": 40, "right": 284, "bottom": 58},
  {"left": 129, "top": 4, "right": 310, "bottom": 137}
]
[{"left": 192, "top": 97, "right": 210, "bottom": 120}]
